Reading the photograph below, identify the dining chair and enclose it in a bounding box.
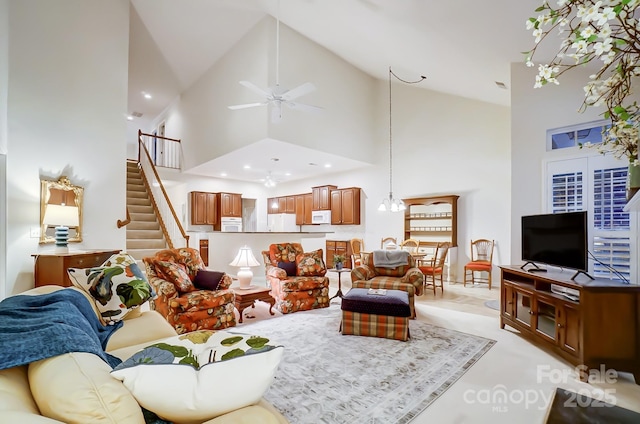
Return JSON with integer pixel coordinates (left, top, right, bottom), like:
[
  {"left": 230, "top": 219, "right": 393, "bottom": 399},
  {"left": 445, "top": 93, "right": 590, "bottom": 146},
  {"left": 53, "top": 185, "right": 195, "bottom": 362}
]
[
  {"left": 463, "top": 239, "right": 495, "bottom": 289},
  {"left": 400, "top": 238, "right": 420, "bottom": 255},
  {"left": 350, "top": 238, "right": 365, "bottom": 268},
  {"left": 381, "top": 237, "right": 398, "bottom": 250},
  {"left": 417, "top": 242, "right": 450, "bottom": 295}
]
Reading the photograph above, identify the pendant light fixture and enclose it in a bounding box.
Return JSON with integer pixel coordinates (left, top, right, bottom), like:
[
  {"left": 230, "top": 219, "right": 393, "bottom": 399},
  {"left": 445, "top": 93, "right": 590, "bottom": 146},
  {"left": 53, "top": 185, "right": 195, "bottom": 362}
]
[{"left": 378, "top": 67, "right": 426, "bottom": 212}]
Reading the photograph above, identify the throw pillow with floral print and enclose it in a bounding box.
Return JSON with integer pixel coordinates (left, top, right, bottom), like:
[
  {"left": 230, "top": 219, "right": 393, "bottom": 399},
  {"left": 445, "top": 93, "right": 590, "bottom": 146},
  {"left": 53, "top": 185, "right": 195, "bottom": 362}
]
[{"left": 295, "top": 249, "right": 327, "bottom": 277}]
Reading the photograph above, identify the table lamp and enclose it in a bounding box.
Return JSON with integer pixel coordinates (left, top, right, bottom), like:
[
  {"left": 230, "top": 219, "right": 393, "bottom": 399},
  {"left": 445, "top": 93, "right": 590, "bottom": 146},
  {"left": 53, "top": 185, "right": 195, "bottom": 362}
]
[
  {"left": 43, "top": 204, "right": 79, "bottom": 250},
  {"left": 229, "top": 246, "right": 260, "bottom": 289}
]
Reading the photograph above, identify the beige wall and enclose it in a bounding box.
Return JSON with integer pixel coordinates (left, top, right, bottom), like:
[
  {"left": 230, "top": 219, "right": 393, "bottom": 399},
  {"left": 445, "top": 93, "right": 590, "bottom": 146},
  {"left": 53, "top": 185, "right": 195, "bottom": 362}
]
[{"left": 4, "top": 0, "right": 130, "bottom": 297}]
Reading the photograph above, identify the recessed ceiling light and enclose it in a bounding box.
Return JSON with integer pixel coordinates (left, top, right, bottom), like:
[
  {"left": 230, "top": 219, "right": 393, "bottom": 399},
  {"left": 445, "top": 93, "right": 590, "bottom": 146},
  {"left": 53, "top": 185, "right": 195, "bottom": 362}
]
[
  {"left": 142, "top": 92, "right": 152, "bottom": 99},
  {"left": 126, "top": 115, "right": 134, "bottom": 121},
  {"left": 285, "top": 172, "right": 291, "bottom": 176},
  {"left": 220, "top": 172, "right": 227, "bottom": 177},
  {"left": 243, "top": 165, "right": 251, "bottom": 169},
  {"left": 324, "top": 164, "right": 332, "bottom": 168}
]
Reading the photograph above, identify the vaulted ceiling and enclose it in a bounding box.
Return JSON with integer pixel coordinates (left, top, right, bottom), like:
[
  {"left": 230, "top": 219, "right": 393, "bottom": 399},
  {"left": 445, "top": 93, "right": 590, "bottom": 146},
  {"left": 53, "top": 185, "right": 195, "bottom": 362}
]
[{"left": 127, "top": 0, "right": 547, "bottom": 183}]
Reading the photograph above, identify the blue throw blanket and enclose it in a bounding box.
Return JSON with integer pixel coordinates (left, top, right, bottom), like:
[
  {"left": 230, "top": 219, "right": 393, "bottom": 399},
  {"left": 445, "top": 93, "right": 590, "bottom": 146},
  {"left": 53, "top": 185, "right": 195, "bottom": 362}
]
[
  {"left": 0, "top": 289, "right": 123, "bottom": 370},
  {"left": 372, "top": 250, "right": 410, "bottom": 268}
]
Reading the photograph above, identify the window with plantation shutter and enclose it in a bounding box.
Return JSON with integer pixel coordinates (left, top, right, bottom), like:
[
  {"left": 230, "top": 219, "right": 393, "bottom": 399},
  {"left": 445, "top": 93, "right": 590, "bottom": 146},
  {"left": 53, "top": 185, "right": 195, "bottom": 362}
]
[
  {"left": 546, "top": 157, "right": 635, "bottom": 283},
  {"left": 592, "top": 167, "right": 631, "bottom": 281}
]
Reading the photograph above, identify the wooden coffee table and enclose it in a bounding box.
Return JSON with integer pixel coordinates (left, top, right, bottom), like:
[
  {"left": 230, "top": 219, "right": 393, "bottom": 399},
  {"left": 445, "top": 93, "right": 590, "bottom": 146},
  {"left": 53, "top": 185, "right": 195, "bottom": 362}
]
[{"left": 231, "top": 286, "right": 275, "bottom": 323}]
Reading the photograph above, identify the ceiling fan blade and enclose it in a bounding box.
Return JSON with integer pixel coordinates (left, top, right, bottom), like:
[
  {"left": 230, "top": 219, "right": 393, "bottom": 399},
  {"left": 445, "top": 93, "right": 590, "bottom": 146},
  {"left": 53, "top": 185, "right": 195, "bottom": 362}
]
[
  {"left": 227, "top": 102, "right": 267, "bottom": 110},
  {"left": 280, "top": 82, "right": 316, "bottom": 101},
  {"left": 239, "top": 80, "right": 272, "bottom": 98},
  {"left": 285, "top": 101, "right": 323, "bottom": 113}
]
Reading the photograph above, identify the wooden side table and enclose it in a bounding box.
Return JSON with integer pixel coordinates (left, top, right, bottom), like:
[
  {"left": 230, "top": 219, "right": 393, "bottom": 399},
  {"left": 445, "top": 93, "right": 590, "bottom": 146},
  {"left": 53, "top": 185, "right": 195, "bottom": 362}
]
[
  {"left": 328, "top": 267, "right": 351, "bottom": 300},
  {"left": 32, "top": 250, "right": 121, "bottom": 287},
  {"left": 231, "top": 286, "right": 275, "bottom": 323}
]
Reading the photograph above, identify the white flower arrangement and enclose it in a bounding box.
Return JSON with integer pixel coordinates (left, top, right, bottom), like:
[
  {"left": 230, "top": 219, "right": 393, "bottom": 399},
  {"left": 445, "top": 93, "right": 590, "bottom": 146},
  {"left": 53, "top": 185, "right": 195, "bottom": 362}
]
[{"left": 525, "top": 0, "right": 640, "bottom": 164}]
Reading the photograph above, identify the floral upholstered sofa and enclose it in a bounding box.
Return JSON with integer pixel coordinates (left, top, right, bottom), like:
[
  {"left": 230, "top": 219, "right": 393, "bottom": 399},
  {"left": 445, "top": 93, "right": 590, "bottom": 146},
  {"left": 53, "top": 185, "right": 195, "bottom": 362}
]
[
  {"left": 143, "top": 248, "right": 236, "bottom": 334},
  {"left": 261, "top": 243, "right": 330, "bottom": 314},
  {"left": 350, "top": 251, "right": 424, "bottom": 318}
]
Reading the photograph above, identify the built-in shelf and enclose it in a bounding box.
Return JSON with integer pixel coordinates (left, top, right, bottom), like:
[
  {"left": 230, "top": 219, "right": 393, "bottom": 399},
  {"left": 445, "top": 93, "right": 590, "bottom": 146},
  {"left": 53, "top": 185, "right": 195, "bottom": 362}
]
[{"left": 403, "top": 195, "right": 459, "bottom": 247}]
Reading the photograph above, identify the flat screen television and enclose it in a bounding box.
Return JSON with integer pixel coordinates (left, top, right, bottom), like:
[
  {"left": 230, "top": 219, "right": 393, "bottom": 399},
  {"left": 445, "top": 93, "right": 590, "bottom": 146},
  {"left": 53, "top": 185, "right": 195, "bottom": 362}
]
[{"left": 521, "top": 211, "right": 591, "bottom": 280}]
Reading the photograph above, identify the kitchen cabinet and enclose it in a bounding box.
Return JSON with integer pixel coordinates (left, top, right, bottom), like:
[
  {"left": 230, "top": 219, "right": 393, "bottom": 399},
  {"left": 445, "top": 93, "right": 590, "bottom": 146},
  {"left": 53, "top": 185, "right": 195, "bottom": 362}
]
[
  {"left": 267, "top": 198, "right": 278, "bottom": 214},
  {"left": 295, "top": 194, "right": 313, "bottom": 225},
  {"left": 325, "top": 240, "right": 353, "bottom": 269},
  {"left": 190, "top": 191, "right": 216, "bottom": 225},
  {"left": 312, "top": 185, "right": 336, "bottom": 211},
  {"left": 218, "top": 192, "right": 242, "bottom": 217},
  {"left": 285, "top": 196, "right": 295, "bottom": 214},
  {"left": 330, "top": 187, "right": 360, "bottom": 225}
]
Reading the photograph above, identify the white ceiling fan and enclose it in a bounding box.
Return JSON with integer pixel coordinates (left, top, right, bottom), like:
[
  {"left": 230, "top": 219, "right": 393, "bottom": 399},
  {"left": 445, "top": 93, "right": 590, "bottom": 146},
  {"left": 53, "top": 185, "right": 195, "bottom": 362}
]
[{"left": 227, "top": 0, "right": 321, "bottom": 122}]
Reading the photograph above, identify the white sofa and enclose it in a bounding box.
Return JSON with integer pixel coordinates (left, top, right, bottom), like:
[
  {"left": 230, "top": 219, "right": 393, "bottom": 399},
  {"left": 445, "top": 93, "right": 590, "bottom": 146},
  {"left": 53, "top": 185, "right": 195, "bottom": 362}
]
[{"left": 0, "top": 285, "right": 288, "bottom": 424}]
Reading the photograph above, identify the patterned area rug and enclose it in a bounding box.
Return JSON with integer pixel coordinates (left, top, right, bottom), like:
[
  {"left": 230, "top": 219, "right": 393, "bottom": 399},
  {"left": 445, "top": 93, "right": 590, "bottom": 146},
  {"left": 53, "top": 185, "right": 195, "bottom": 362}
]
[{"left": 238, "top": 305, "right": 496, "bottom": 424}]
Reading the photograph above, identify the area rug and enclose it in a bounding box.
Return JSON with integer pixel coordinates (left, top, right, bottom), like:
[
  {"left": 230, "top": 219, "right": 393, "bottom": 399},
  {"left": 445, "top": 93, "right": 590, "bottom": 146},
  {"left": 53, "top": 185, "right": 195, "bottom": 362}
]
[
  {"left": 484, "top": 299, "right": 500, "bottom": 311},
  {"left": 237, "top": 305, "right": 496, "bottom": 423}
]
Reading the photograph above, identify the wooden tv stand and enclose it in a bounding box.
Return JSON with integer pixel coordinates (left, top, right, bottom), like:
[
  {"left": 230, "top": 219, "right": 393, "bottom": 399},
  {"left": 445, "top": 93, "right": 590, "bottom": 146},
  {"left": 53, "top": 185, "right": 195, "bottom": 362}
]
[{"left": 499, "top": 266, "right": 640, "bottom": 384}]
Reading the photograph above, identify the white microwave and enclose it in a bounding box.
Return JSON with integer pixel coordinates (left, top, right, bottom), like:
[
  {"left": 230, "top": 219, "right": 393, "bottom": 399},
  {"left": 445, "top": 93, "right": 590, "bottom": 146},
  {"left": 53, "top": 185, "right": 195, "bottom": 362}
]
[
  {"left": 311, "top": 210, "right": 331, "bottom": 224},
  {"left": 220, "top": 217, "right": 242, "bottom": 232}
]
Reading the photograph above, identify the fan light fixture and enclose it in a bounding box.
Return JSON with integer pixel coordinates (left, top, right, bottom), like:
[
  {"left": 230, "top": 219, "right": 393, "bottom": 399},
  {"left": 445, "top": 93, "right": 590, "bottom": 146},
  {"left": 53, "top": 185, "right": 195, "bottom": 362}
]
[{"left": 378, "top": 67, "right": 426, "bottom": 213}]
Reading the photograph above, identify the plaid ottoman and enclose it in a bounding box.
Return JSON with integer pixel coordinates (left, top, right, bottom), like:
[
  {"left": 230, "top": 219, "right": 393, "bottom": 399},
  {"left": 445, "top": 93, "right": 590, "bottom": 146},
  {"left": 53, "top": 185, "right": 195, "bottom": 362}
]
[{"left": 340, "top": 288, "right": 410, "bottom": 341}]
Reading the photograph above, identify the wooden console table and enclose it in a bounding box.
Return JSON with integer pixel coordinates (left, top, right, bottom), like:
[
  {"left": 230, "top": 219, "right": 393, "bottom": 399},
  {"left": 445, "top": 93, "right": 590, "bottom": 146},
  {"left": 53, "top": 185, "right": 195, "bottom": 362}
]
[
  {"left": 500, "top": 266, "right": 640, "bottom": 383},
  {"left": 32, "top": 250, "right": 121, "bottom": 287}
]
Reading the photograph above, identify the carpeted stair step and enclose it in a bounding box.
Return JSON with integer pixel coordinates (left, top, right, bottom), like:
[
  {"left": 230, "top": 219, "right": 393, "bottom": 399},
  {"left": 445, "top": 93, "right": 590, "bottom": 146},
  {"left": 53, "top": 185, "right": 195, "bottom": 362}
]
[
  {"left": 127, "top": 239, "right": 166, "bottom": 250},
  {"left": 127, "top": 229, "right": 164, "bottom": 240},
  {"left": 127, "top": 220, "right": 160, "bottom": 231},
  {"left": 127, "top": 183, "right": 145, "bottom": 192},
  {"left": 128, "top": 204, "right": 154, "bottom": 214},
  {"left": 128, "top": 191, "right": 148, "bottom": 200},
  {"left": 130, "top": 212, "right": 157, "bottom": 222},
  {"left": 127, "top": 197, "right": 151, "bottom": 207}
]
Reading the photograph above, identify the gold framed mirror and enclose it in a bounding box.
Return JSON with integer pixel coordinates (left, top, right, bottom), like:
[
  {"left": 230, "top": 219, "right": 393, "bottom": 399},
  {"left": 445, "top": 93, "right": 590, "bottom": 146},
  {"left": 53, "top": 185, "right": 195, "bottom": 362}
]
[{"left": 39, "top": 176, "right": 83, "bottom": 244}]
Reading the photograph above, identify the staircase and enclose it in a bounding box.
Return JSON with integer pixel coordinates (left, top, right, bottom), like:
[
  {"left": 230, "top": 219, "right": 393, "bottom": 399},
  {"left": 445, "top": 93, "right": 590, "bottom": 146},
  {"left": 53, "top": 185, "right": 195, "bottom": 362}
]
[{"left": 125, "top": 161, "right": 167, "bottom": 260}]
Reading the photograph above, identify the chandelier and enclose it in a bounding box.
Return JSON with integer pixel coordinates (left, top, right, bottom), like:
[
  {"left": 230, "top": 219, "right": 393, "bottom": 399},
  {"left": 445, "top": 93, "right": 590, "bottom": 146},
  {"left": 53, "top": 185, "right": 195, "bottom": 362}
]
[{"left": 378, "top": 67, "right": 426, "bottom": 212}]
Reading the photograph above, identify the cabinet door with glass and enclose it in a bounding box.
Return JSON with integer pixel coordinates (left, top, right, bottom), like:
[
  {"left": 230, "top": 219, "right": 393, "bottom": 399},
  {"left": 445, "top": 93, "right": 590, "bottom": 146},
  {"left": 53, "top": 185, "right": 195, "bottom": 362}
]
[
  {"left": 533, "top": 294, "right": 557, "bottom": 343},
  {"left": 512, "top": 285, "right": 534, "bottom": 330}
]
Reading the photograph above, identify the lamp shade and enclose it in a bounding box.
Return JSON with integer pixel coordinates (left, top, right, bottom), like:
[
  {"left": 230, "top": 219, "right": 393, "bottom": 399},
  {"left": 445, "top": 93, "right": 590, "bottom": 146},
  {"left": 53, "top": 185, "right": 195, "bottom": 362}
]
[
  {"left": 229, "top": 246, "right": 260, "bottom": 289},
  {"left": 229, "top": 246, "right": 260, "bottom": 268},
  {"left": 43, "top": 204, "right": 79, "bottom": 227}
]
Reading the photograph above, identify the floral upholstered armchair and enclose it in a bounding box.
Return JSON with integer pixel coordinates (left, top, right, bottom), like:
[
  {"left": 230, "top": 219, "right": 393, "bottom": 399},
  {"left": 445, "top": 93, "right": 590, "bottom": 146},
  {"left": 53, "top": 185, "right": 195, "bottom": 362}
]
[
  {"left": 261, "top": 243, "right": 330, "bottom": 314},
  {"left": 142, "top": 247, "right": 236, "bottom": 334},
  {"left": 350, "top": 251, "right": 424, "bottom": 318}
]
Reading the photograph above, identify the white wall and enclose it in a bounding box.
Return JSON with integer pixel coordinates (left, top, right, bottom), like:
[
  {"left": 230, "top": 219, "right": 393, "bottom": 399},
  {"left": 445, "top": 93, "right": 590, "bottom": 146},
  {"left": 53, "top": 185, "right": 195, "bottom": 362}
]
[
  {"left": 510, "top": 63, "right": 605, "bottom": 265},
  {"left": 164, "top": 17, "right": 377, "bottom": 172},
  {"left": 5, "top": 0, "right": 129, "bottom": 296}
]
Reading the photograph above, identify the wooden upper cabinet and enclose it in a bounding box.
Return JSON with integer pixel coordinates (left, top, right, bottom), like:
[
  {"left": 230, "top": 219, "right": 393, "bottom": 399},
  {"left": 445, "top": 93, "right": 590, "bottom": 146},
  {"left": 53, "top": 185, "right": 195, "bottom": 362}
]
[
  {"left": 295, "top": 195, "right": 305, "bottom": 225},
  {"left": 190, "top": 191, "right": 216, "bottom": 225},
  {"left": 312, "top": 185, "right": 337, "bottom": 211},
  {"left": 267, "top": 198, "right": 277, "bottom": 214},
  {"left": 331, "top": 188, "right": 361, "bottom": 225},
  {"left": 303, "top": 193, "right": 313, "bottom": 224},
  {"left": 285, "top": 196, "right": 296, "bottom": 214},
  {"left": 278, "top": 197, "right": 287, "bottom": 213},
  {"left": 219, "top": 192, "right": 242, "bottom": 217}
]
